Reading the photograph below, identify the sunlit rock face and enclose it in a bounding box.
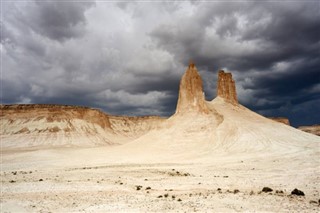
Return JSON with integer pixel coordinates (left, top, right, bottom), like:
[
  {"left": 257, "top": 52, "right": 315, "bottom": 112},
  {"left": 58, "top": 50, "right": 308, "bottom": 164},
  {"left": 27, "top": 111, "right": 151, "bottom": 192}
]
[
  {"left": 217, "top": 70, "right": 238, "bottom": 105},
  {"left": 175, "top": 62, "right": 209, "bottom": 114}
]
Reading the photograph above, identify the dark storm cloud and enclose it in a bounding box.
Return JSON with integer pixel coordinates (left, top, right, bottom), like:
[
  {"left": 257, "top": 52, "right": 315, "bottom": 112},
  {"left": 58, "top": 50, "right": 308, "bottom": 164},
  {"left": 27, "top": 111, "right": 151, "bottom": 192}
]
[
  {"left": 1, "top": 1, "right": 319, "bottom": 126},
  {"left": 149, "top": 1, "right": 320, "bottom": 126},
  {"left": 26, "top": 1, "right": 95, "bottom": 42}
]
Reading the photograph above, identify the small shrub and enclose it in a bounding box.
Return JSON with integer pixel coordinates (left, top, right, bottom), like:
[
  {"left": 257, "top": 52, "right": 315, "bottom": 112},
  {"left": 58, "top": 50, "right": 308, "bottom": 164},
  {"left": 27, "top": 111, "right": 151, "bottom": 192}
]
[
  {"left": 177, "top": 198, "right": 182, "bottom": 202},
  {"left": 234, "top": 189, "right": 240, "bottom": 194},
  {"left": 39, "top": 179, "right": 43, "bottom": 182},
  {"left": 9, "top": 180, "right": 16, "bottom": 183},
  {"left": 157, "top": 195, "right": 163, "bottom": 198},
  {"left": 146, "top": 187, "right": 151, "bottom": 190},
  {"left": 164, "top": 193, "right": 169, "bottom": 198}
]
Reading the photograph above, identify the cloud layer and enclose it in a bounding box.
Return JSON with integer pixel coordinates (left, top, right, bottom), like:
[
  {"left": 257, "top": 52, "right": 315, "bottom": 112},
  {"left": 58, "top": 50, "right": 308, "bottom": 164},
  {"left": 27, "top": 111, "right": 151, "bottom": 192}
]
[{"left": 2, "top": 1, "right": 320, "bottom": 126}]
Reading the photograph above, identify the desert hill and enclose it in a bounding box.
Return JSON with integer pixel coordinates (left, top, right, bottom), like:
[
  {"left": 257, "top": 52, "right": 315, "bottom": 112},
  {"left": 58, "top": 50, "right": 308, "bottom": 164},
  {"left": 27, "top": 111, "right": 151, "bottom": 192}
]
[
  {"left": 0, "top": 104, "right": 164, "bottom": 150},
  {"left": 116, "top": 64, "right": 319, "bottom": 162}
]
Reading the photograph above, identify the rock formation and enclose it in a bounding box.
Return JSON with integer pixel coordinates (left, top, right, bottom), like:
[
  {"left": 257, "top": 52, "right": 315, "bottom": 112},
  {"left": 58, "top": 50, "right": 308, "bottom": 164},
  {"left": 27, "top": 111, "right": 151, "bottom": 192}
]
[
  {"left": 0, "top": 104, "right": 165, "bottom": 149},
  {"left": 298, "top": 125, "right": 320, "bottom": 136},
  {"left": 269, "top": 117, "right": 290, "bottom": 126},
  {"left": 175, "top": 61, "right": 209, "bottom": 114},
  {"left": 217, "top": 70, "right": 238, "bottom": 104}
]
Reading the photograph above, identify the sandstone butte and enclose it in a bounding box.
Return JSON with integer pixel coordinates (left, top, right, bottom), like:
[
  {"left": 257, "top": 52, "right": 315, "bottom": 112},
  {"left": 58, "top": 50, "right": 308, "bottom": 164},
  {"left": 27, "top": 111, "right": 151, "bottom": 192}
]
[
  {"left": 175, "top": 61, "right": 209, "bottom": 114},
  {"left": 217, "top": 70, "right": 238, "bottom": 104}
]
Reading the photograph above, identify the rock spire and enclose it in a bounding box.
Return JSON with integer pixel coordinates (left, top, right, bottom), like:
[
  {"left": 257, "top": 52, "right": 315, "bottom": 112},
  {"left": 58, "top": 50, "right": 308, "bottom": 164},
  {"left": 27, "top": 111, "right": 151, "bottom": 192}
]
[
  {"left": 217, "top": 70, "right": 238, "bottom": 104},
  {"left": 175, "top": 61, "right": 209, "bottom": 114}
]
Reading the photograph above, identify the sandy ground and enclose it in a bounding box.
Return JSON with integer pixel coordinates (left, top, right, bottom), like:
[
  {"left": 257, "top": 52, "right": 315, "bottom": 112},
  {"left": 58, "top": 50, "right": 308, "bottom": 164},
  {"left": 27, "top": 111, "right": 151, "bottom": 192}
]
[{"left": 1, "top": 146, "right": 320, "bottom": 213}]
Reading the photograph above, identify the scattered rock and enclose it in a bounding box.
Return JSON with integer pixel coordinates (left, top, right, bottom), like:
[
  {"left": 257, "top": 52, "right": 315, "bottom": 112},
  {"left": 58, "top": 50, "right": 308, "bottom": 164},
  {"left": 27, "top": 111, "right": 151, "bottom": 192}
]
[
  {"left": 309, "top": 200, "right": 318, "bottom": 204},
  {"left": 262, "top": 187, "right": 273, "bottom": 193},
  {"left": 135, "top": 185, "right": 142, "bottom": 191},
  {"left": 291, "top": 188, "right": 305, "bottom": 196}
]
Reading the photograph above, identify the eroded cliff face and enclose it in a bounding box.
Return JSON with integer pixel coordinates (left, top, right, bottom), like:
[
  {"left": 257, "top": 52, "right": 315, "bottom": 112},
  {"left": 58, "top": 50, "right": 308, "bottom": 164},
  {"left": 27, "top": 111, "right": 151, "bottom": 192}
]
[
  {"left": 217, "top": 70, "right": 238, "bottom": 104},
  {"left": 0, "top": 104, "right": 165, "bottom": 149},
  {"left": 269, "top": 117, "right": 291, "bottom": 126},
  {"left": 298, "top": 125, "right": 320, "bottom": 136},
  {"left": 175, "top": 62, "right": 209, "bottom": 114},
  {"left": 109, "top": 115, "right": 165, "bottom": 139}
]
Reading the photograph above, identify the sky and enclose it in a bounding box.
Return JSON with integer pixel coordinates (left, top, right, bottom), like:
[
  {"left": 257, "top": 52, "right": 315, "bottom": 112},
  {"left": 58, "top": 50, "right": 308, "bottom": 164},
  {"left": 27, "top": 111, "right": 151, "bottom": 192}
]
[{"left": 1, "top": 0, "right": 319, "bottom": 127}]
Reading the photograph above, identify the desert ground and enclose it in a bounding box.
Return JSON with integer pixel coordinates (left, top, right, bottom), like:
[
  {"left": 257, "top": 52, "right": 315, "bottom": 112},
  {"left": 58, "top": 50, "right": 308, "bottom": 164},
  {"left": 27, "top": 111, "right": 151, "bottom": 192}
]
[{"left": 1, "top": 145, "right": 320, "bottom": 212}]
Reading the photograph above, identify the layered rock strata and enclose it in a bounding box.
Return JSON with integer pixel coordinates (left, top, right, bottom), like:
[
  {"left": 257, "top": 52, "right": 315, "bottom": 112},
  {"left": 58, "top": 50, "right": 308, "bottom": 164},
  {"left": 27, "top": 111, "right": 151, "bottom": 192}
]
[
  {"left": 269, "top": 117, "right": 290, "bottom": 126},
  {"left": 217, "top": 70, "right": 238, "bottom": 104},
  {"left": 175, "top": 62, "right": 209, "bottom": 114}
]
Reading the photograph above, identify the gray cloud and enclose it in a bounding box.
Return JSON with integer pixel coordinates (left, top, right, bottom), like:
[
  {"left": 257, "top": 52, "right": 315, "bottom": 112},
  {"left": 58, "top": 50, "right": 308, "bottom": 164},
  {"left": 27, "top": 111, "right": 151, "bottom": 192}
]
[
  {"left": 1, "top": 1, "right": 319, "bottom": 126},
  {"left": 28, "top": 1, "right": 94, "bottom": 41}
]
